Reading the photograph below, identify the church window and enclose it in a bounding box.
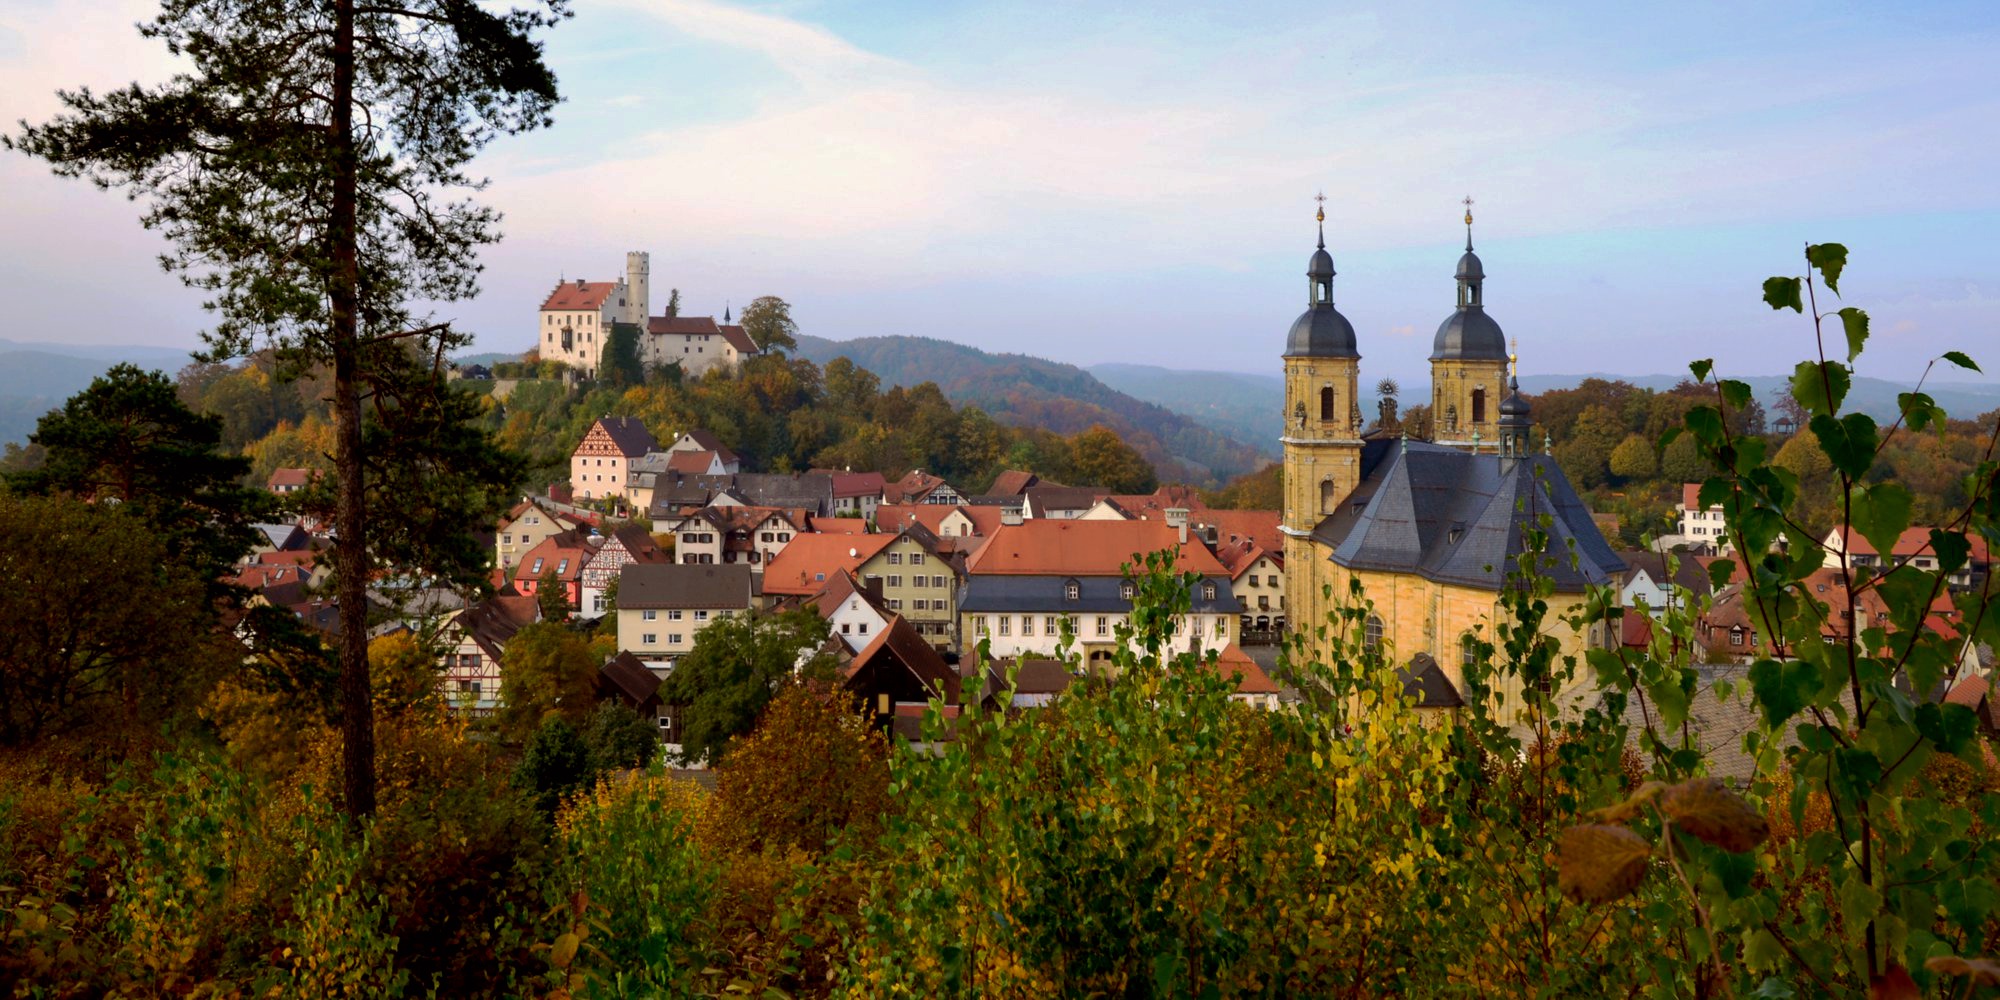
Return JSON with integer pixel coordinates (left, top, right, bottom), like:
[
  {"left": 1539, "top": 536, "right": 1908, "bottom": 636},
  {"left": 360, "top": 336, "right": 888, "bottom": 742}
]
[
  {"left": 1472, "top": 388, "right": 1487, "bottom": 424},
  {"left": 1364, "top": 614, "right": 1384, "bottom": 651},
  {"left": 1461, "top": 634, "right": 1478, "bottom": 667},
  {"left": 1319, "top": 386, "right": 1335, "bottom": 421},
  {"left": 1320, "top": 479, "right": 1336, "bottom": 514}
]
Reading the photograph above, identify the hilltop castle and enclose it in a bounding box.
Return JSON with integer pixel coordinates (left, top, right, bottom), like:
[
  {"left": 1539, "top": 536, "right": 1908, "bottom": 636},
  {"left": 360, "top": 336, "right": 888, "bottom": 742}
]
[{"left": 1279, "top": 202, "right": 1624, "bottom": 705}]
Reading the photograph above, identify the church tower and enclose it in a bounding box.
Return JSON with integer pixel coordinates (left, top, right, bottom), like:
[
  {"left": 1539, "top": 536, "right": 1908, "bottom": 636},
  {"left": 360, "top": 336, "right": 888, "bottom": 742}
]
[
  {"left": 1430, "top": 200, "right": 1509, "bottom": 448},
  {"left": 1281, "top": 198, "right": 1363, "bottom": 636}
]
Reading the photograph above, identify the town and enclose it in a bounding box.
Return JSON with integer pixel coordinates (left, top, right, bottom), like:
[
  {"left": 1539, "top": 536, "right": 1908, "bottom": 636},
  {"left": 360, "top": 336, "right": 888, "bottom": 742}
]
[{"left": 3, "top": 0, "right": 1996, "bottom": 995}]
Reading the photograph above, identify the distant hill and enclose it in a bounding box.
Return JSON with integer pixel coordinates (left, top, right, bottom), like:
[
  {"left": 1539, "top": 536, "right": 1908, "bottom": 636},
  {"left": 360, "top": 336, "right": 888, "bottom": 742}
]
[
  {"left": 1520, "top": 373, "right": 2000, "bottom": 424},
  {"left": 0, "top": 345, "right": 197, "bottom": 446},
  {"left": 1088, "top": 363, "right": 1284, "bottom": 453},
  {"left": 793, "top": 335, "right": 1267, "bottom": 485}
]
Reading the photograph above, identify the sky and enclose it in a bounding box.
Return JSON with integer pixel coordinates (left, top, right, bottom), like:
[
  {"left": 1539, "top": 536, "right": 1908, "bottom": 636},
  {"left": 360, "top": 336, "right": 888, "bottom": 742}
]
[{"left": 1, "top": 0, "right": 1996, "bottom": 390}]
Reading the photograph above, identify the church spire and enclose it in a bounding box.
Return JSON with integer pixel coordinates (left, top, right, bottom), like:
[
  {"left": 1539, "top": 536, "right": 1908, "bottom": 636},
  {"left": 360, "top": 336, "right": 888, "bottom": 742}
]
[
  {"left": 1316, "top": 191, "right": 1326, "bottom": 249},
  {"left": 1462, "top": 195, "right": 1475, "bottom": 251}
]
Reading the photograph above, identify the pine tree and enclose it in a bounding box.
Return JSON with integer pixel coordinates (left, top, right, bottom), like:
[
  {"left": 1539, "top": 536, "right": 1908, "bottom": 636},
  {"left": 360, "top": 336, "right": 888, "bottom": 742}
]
[{"left": 8, "top": 0, "right": 566, "bottom": 816}]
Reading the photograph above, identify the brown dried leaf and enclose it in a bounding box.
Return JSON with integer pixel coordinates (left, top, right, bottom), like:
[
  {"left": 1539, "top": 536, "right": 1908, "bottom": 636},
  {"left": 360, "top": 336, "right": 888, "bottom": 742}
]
[
  {"left": 1869, "top": 964, "right": 1919, "bottom": 999},
  {"left": 1588, "top": 781, "right": 1668, "bottom": 824},
  {"left": 1661, "top": 777, "right": 1769, "bottom": 852},
  {"left": 1556, "top": 824, "right": 1651, "bottom": 904},
  {"left": 1926, "top": 955, "right": 2000, "bottom": 985}
]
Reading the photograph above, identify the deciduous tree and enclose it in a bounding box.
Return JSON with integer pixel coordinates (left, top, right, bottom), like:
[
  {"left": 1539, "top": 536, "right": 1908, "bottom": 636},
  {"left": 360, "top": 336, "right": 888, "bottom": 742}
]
[
  {"left": 498, "top": 623, "right": 597, "bottom": 743},
  {"left": 658, "top": 609, "right": 835, "bottom": 764},
  {"left": 738, "top": 296, "right": 799, "bottom": 354}
]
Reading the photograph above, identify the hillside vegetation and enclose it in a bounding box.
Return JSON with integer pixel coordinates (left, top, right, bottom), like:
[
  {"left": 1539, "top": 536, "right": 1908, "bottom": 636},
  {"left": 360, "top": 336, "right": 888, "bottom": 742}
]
[{"left": 794, "top": 334, "right": 1264, "bottom": 486}]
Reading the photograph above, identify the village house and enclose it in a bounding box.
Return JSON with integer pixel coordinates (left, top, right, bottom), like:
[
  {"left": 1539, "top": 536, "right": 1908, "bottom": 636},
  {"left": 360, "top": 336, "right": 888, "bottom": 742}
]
[
  {"left": 579, "top": 523, "right": 671, "bottom": 618},
  {"left": 960, "top": 518, "right": 1238, "bottom": 668},
  {"left": 571, "top": 416, "right": 659, "bottom": 501},
  {"left": 267, "top": 467, "right": 312, "bottom": 495},
  {"left": 495, "top": 497, "right": 594, "bottom": 570},
  {"left": 643, "top": 316, "right": 759, "bottom": 377},
  {"left": 850, "top": 525, "right": 960, "bottom": 648},
  {"left": 1617, "top": 551, "right": 1713, "bottom": 617},
  {"left": 1216, "top": 530, "right": 1286, "bottom": 636},
  {"left": 438, "top": 594, "right": 539, "bottom": 715},
  {"left": 674, "top": 506, "right": 806, "bottom": 567},
  {"left": 813, "top": 469, "right": 887, "bottom": 519},
  {"left": 1676, "top": 484, "right": 1728, "bottom": 552},
  {"left": 875, "top": 503, "right": 1006, "bottom": 541},
  {"left": 886, "top": 470, "right": 964, "bottom": 506},
  {"left": 761, "top": 533, "right": 899, "bottom": 601},
  {"left": 513, "top": 528, "right": 600, "bottom": 612},
  {"left": 807, "top": 569, "right": 893, "bottom": 652},
  {"left": 538, "top": 252, "right": 648, "bottom": 375},
  {"left": 1699, "top": 566, "right": 1973, "bottom": 669},
  {"left": 1022, "top": 484, "right": 1110, "bottom": 520},
  {"left": 1820, "top": 525, "right": 1989, "bottom": 591},
  {"left": 1212, "top": 643, "right": 1283, "bottom": 710},
  {"left": 616, "top": 563, "right": 758, "bottom": 668},
  {"left": 840, "top": 614, "right": 959, "bottom": 734}
]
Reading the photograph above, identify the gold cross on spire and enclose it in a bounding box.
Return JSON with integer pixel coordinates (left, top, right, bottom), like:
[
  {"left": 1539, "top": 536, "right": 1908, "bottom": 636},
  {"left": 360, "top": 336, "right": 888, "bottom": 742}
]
[
  {"left": 1509, "top": 336, "right": 1519, "bottom": 377},
  {"left": 1462, "top": 194, "right": 1474, "bottom": 226},
  {"left": 1314, "top": 191, "right": 1326, "bottom": 223}
]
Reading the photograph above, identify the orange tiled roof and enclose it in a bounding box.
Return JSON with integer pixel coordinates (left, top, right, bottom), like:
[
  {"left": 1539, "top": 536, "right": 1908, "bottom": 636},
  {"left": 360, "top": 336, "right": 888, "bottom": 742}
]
[
  {"left": 762, "top": 533, "right": 898, "bottom": 596},
  {"left": 541, "top": 279, "right": 619, "bottom": 312},
  {"left": 1212, "top": 643, "right": 1279, "bottom": 695},
  {"left": 967, "top": 519, "right": 1226, "bottom": 577}
]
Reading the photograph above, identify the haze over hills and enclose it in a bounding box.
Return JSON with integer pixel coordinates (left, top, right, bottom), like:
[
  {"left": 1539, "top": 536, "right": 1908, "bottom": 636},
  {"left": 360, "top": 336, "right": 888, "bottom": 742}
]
[
  {"left": 791, "top": 334, "right": 1271, "bottom": 485},
  {"left": 0, "top": 340, "right": 198, "bottom": 448}
]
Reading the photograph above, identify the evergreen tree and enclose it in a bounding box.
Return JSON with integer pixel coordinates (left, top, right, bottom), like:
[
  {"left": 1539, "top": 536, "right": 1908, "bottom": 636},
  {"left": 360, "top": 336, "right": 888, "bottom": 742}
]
[
  {"left": 601, "top": 321, "right": 645, "bottom": 387},
  {"left": 9, "top": 0, "right": 566, "bottom": 817},
  {"left": 7, "top": 364, "right": 271, "bottom": 598},
  {"left": 665, "top": 288, "right": 681, "bottom": 318},
  {"left": 537, "top": 568, "right": 571, "bottom": 623}
]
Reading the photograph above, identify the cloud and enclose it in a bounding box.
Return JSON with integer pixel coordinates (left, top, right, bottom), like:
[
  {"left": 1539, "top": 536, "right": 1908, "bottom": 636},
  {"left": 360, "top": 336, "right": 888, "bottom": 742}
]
[{"left": 1386, "top": 324, "right": 1416, "bottom": 337}]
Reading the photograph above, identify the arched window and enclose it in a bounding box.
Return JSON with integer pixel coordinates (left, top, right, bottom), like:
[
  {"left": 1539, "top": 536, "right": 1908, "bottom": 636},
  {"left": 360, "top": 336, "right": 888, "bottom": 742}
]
[
  {"left": 1319, "top": 386, "right": 1335, "bottom": 421},
  {"left": 1319, "top": 478, "right": 1336, "bottom": 513},
  {"left": 1461, "top": 634, "right": 1479, "bottom": 667},
  {"left": 1472, "top": 388, "right": 1487, "bottom": 424},
  {"left": 1364, "top": 614, "right": 1384, "bottom": 651}
]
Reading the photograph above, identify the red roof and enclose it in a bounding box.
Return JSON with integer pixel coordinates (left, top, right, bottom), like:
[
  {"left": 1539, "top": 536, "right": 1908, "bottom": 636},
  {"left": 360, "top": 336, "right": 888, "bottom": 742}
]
[
  {"left": 1682, "top": 483, "right": 1706, "bottom": 510},
  {"left": 813, "top": 470, "right": 886, "bottom": 499},
  {"left": 1212, "top": 644, "right": 1279, "bottom": 695},
  {"left": 1621, "top": 613, "right": 1654, "bottom": 649},
  {"left": 268, "top": 467, "right": 312, "bottom": 488},
  {"left": 887, "top": 470, "right": 949, "bottom": 504},
  {"left": 718, "top": 324, "right": 757, "bottom": 354},
  {"left": 648, "top": 316, "right": 719, "bottom": 335},
  {"left": 1832, "top": 525, "right": 1989, "bottom": 563},
  {"left": 540, "top": 279, "right": 620, "bottom": 312},
  {"left": 1202, "top": 509, "right": 1283, "bottom": 555},
  {"left": 513, "top": 530, "right": 597, "bottom": 583},
  {"left": 988, "top": 470, "right": 1041, "bottom": 496},
  {"left": 810, "top": 517, "right": 871, "bottom": 535},
  {"left": 1214, "top": 537, "right": 1273, "bottom": 580},
  {"left": 967, "top": 519, "right": 1227, "bottom": 577},
  {"left": 761, "top": 534, "right": 898, "bottom": 596},
  {"left": 666, "top": 450, "right": 722, "bottom": 474}
]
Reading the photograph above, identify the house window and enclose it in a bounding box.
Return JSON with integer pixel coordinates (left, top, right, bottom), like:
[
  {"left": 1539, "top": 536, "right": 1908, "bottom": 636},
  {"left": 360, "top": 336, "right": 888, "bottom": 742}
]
[
  {"left": 642, "top": 632, "right": 657, "bottom": 644},
  {"left": 888, "top": 553, "right": 903, "bottom": 565},
  {"left": 999, "top": 616, "right": 1011, "bottom": 636},
  {"left": 1364, "top": 614, "right": 1384, "bottom": 651},
  {"left": 556, "top": 559, "right": 568, "bottom": 575},
  {"left": 1021, "top": 615, "right": 1034, "bottom": 636},
  {"left": 1096, "top": 616, "right": 1109, "bottom": 637},
  {"left": 667, "top": 609, "right": 682, "bottom": 621},
  {"left": 642, "top": 609, "right": 657, "bottom": 621},
  {"left": 1201, "top": 582, "right": 1216, "bottom": 601},
  {"left": 888, "top": 575, "right": 902, "bottom": 588},
  {"left": 1215, "top": 617, "right": 1227, "bottom": 638},
  {"left": 1462, "top": 635, "right": 1478, "bottom": 667},
  {"left": 1120, "top": 581, "right": 1135, "bottom": 600},
  {"left": 668, "top": 633, "right": 683, "bottom": 644},
  {"left": 502, "top": 534, "right": 512, "bottom": 544},
  {"left": 694, "top": 610, "right": 708, "bottom": 622},
  {"left": 1065, "top": 582, "right": 1080, "bottom": 601},
  {"left": 530, "top": 558, "right": 544, "bottom": 575},
  {"left": 976, "top": 616, "right": 989, "bottom": 635},
  {"left": 1729, "top": 626, "right": 1745, "bottom": 647},
  {"left": 911, "top": 552, "right": 925, "bottom": 566}
]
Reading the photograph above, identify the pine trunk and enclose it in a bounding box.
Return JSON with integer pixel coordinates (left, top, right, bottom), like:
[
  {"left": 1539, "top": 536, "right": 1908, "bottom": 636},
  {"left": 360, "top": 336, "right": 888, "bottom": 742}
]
[{"left": 331, "top": 0, "right": 375, "bottom": 818}]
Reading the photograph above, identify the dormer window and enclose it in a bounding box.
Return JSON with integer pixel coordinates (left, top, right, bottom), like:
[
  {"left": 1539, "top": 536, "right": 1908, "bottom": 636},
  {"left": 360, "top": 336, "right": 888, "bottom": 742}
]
[
  {"left": 1201, "top": 582, "right": 1217, "bottom": 601},
  {"left": 1119, "top": 581, "right": 1135, "bottom": 601},
  {"left": 1065, "top": 580, "right": 1080, "bottom": 601},
  {"left": 529, "top": 558, "right": 544, "bottom": 575}
]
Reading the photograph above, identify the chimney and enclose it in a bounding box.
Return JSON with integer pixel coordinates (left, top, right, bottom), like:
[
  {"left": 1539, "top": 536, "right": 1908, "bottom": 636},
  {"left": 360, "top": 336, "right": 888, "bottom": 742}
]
[
  {"left": 1001, "top": 509, "right": 1023, "bottom": 527},
  {"left": 1165, "top": 507, "right": 1189, "bottom": 544}
]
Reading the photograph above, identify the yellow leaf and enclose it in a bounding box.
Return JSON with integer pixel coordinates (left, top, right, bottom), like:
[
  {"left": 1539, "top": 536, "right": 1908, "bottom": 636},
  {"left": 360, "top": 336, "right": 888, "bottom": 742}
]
[
  {"left": 1660, "top": 778, "right": 1769, "bottom": 853},
  {"left": 551, "top": 931, "right": 580, "bottom": 969},
  {"left": 1556, "top": 824, "right": 1650, "bottom": 904},
  {"left": 1926, "top": 955, "right": 2000, "bottom": 985}
]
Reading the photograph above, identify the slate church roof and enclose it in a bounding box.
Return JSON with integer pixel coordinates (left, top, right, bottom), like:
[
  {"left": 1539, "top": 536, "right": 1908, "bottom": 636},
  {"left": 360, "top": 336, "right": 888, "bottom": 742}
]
[{"left": 1310, "top": 441, "right": 1624, "bottom": 592}]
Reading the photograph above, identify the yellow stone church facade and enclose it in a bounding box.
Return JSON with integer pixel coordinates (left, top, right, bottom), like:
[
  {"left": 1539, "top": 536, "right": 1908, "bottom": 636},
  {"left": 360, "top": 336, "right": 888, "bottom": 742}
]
[{"left": 1280, "top": 205, "right": 1624, "bottom": 707}]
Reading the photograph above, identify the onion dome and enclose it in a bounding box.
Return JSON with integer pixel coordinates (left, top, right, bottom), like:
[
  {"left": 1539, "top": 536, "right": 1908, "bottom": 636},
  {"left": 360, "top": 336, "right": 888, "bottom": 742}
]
[{"left": 1285, "top": 199, "right": 1360, "bottom": 359}]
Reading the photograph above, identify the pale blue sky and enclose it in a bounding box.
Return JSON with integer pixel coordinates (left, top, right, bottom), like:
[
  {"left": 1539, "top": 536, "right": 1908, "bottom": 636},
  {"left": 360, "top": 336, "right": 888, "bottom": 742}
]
[{"left": 1, "top": 0, "right": 1994, "bottom": 388}]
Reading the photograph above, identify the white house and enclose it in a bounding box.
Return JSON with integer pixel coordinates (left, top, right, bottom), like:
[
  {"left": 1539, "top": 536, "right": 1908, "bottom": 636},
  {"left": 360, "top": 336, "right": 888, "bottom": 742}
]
[
  {"left": 808, "top": 569, "right": 893, "bottom": 653},
  {"left": 644, "top": 316, "right": 759, "bottom": 377},
  {"left": 538, "top": 252, "right": 647, "bottom": 376}
]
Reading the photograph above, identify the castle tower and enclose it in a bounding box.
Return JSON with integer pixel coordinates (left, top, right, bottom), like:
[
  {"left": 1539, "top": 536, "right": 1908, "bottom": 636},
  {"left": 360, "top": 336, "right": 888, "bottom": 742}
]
[
  {"left": 625, "top": 251, "right": 650, "bottom": 327},
  {"left": 1430, "top": 199, "right": 1510, "bottom": 448},
  {"left": 1281, "top": 197, "right": 1364, "bottom": 637}
]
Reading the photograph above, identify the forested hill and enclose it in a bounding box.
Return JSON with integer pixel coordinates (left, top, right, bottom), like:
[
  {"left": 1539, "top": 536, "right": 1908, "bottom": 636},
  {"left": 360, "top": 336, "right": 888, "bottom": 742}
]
[{"left": 793, "top": 334, "right": 1267, "bottom": 485}]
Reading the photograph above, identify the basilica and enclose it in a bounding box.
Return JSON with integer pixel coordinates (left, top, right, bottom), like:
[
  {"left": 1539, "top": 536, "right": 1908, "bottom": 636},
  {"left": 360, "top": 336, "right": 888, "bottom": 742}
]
[{"left": 1278, "top": 203, "right": 1625, "bottom": 706}]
